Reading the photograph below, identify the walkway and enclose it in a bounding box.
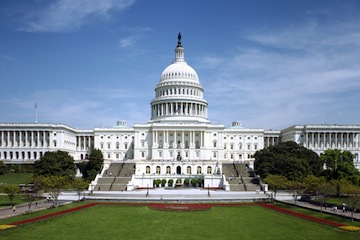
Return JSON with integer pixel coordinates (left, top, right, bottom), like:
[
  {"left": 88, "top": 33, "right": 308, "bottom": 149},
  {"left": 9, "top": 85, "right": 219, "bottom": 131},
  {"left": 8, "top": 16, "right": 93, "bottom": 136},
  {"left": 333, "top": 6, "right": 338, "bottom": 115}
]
[
  {"left": 278, "top": 198, "right": 360, "bottom": 221},
  {"left": 0, "top": 200, "right": 69, "bottom": 220}
]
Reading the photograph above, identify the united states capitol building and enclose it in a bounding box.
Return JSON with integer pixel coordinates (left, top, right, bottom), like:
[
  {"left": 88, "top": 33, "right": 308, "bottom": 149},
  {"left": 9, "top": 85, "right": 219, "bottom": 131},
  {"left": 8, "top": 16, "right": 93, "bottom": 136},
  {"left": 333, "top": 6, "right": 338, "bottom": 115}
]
[{"left": 1, "top": 35, "right": 359, "bottom": 190}]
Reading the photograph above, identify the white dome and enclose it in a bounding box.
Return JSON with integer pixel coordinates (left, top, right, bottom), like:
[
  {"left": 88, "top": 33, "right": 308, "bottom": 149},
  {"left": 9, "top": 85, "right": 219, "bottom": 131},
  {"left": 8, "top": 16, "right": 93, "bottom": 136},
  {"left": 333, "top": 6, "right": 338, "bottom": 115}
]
[{"left": 160, "top": 61, "right": 199, "bottom": 82}]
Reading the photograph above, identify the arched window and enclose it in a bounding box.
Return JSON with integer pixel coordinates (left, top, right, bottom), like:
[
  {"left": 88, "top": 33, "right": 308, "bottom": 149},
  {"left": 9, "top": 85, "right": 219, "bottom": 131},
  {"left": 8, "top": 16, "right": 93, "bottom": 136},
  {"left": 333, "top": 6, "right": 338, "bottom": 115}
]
[
  {"left": 156, "top": 166, "right": 161, "bottom": 174},
  {"left": 146, "top": 166, "right": 150, "bottom": 174},
  {"left": 166, "top": 166, "right": 171, "bottom": 174},
  {"left": 207, "top": 166, "right": 212, "bottom": 174},
  {"left": 197, "top": 166, "right": 202, "bottom": 174},
  {"left": 187, "top": 166, "right": 192, "bottom": 174}
]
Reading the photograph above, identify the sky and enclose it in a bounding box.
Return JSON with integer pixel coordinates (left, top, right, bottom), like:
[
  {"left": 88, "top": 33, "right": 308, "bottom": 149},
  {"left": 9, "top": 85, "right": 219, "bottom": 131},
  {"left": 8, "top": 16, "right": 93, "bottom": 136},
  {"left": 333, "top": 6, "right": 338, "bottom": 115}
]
[{"left": 1, "top": 0, "right": 360, "bottom": 130}]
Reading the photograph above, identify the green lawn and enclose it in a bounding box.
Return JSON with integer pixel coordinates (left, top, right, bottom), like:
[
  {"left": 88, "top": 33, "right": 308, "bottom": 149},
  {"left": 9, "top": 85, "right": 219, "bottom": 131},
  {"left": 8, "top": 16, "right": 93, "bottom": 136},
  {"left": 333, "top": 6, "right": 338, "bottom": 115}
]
[
  {"left": 0, "top": 173, "right": 32, "bottom": 186},
  {"left": 0, "top": 173, "right": 34, "bottom": 206},
  {"left": 0, "top": 204, "right": 358, "bottom": 240}
]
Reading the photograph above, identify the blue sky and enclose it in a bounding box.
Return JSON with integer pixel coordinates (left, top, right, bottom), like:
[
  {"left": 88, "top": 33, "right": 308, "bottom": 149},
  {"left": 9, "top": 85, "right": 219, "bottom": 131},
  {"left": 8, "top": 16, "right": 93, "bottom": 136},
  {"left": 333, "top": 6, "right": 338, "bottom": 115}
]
[{"left": 1, "top": 0, "right": 360, "bottom": 130}]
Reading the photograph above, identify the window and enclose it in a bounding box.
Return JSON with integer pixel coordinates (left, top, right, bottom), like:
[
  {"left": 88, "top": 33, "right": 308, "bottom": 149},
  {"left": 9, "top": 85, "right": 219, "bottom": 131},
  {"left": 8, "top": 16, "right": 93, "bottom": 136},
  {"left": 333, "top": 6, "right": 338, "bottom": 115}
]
[
  {"left": 230, "top": 154, "right": 234, "bottom": 159},
  {"left": 166, "top": 166, "right": 171, "bottom": 174},
  {"left": 213, "top": 152, "right": 217, "bottom": 158},
  {"left": 207, "top": 166, "right": 212, "bottom": 174},
  {"left": 116, "top": 142, "right": 119, "bottom": 149},
  {"left": 141, "top": 152, "right": 145, "bottom": 158},
  {"left": 187, "top": 166, "right": 192, "bottom": 174},
  {"left": 247, "top": 144, "right": 250, "bottom": 150},
  {"left": 156, "top": 166, "right": 161, "bottom": 174},
  {"left": 116, "top": 153, "right": 119, "bottom": 159},
  {"left": 159, "top": 151, "right": 162, "bottom": 157},
  {"left": 107, "top": 153, "right": 110, "bottom": 158},
  {"left": 100, "top": 143, "right": 104, "bottom": 149},
  {"left": 146, "top": 166, "right": 150, "bottom": 174},
  {"left": 197, "top": 166, "right": 202, "bottom": 174},
  {"left": 230, "top": 144, "right": 233, "bottom": 150},
  {"left": 254, "top": 144, "right": 258, "bottom": 150},
  {"left": 108, "top": 143, "right": 111, "bottom": 149},
  {"left": 124, "top": 143, "right": 128, "bottom": 149},
  {"left": 213, "top": 141, "right": 217, "bottom": 148}
]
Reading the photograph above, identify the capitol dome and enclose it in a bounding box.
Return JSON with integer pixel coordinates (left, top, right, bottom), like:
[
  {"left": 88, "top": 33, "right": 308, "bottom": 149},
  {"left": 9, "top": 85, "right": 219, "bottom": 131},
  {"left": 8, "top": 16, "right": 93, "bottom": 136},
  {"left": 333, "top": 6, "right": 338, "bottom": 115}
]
[
  {"left": 160, "top": 60, "right": 199, "bottom": 82},
  {"left": 150, "top": 33, "right": 209, "bottom": 123}
]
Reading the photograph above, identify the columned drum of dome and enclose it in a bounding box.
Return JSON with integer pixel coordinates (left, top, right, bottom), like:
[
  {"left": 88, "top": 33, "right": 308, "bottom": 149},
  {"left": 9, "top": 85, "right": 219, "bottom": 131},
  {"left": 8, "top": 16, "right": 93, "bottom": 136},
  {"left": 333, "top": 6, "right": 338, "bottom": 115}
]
[{"left": 150, "top": 34, "right": 209, "bottom": 123}]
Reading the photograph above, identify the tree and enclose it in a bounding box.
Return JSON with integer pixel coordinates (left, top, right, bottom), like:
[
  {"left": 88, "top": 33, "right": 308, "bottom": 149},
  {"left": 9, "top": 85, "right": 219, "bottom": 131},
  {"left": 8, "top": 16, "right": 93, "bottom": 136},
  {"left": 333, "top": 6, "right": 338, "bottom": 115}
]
[
  {"left": 21, "top": 175, "right": 44, "bottom": 214},
  {"left": 3, "top": 185, "right": 20, "bottom": 205},
  {"left": 342, "top": 184, "right": 360, "bottom": 222},
  {"left": 254, "top": 141, "right": 322, "bottom": 181},
  {"left": 34, "top": 150, "right": 76, "bottom": 179},
  {"left": 321, "top": 149, "right": 360, "bottom": 185},
  {"left": 316, "top": 182, "right": 336, "bottom": 214},
  {"left": 303, "top": 175, "right": 327, "bottom": 195},
  {"left": 168, "top": 179, "right": 174, "bottom": 187},
  {"left": 264, "top": 174, "right": 289, "bottom": 203},
  {"left": 42, "top": 175, "right": 69, "bottom": 207},
  {"left": 287, "top": 180, "right": 306, "bottom": 207},
  {"left": 72, "top": 178, "right": 89, "bottom": 202},
  {"left": 78, "top": 149, "right": 104, "bottom": 181},
  {"left": 0, "top": 161, "right": 6, "bottom": 175}
]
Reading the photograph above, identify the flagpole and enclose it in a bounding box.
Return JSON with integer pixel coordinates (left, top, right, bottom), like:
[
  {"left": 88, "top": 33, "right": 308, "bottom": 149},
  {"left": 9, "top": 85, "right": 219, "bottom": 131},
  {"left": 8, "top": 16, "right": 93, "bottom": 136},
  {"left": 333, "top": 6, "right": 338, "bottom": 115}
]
[{"left": 35, "top": 103, "right": 38, "bottom": 124}]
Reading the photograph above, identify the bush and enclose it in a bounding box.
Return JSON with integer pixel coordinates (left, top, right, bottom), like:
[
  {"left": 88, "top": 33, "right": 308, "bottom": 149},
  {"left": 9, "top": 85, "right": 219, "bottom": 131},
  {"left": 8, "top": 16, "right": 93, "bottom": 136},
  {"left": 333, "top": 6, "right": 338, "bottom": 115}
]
[
  {"left": 168, "top": 179, "right": 174, "bottom": 187},
  {"left": 161, "top": 179, "right": 167, "bottom": 187}
]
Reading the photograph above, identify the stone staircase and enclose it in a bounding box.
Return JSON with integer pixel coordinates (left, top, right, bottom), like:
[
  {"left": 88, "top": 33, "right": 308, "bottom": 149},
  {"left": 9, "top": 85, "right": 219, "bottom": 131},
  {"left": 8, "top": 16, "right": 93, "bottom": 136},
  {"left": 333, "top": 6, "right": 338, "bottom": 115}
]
[
  {"left": 95, "top": 162, "right": 135, "bottom": 191},
  {"left": 222, "top": 163, "right": 260, "bottom": 191}
]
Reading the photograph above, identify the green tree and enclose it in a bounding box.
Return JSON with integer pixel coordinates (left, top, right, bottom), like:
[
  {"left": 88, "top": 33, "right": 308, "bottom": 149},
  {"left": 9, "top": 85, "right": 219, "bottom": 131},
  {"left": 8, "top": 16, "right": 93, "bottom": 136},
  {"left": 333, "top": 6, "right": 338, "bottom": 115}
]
[
  {"left": 0, "top": 161, "right": 6, "bottom": 175},
  {"left": 42, "top": 175, "right": 69, "bottom": 207},
  {"left": 342, "top": 184, "right": 360, "bottom": 222},
  {"left": 34, "top": 150, "right": 76, "bottom": 179},
  {"left": 72, "top": 178, "right": 89, "bottom": 202},
  {"left": 3, "top": 185, "right": 20, "bottom": 205},
  {"left": 303, "top": 175, "right": 327, "bottom": 195},
  {"left": 78, "top": 149, "right": 104, "bottom": 181},
  {"left": 254, "top": 141, "right": 322, "bottom": 181},
  {"left": 264, "top": 174, "right": 289, "bottom": 203},
  {"left": 287, "top": 180, "right": 306, "bottom": 207},
  {"left": 321, "top": 149, "right": 360, "bottom": 185},
  {"left": 317, "top": 182, "right": 336, "bottom": 214}
]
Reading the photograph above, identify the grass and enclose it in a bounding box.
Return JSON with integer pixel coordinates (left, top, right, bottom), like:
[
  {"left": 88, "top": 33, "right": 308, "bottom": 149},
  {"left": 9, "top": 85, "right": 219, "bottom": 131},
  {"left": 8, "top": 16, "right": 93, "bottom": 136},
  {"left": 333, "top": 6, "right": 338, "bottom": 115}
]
[
  {"left": 0, "top": 204, "right": 358, "bottom": 240},
  {"left": 0, "top": 173, "right": 34, "bottom": 206},
  {"left": 0, "top": 173, "right": 32, "bottom": 186}
]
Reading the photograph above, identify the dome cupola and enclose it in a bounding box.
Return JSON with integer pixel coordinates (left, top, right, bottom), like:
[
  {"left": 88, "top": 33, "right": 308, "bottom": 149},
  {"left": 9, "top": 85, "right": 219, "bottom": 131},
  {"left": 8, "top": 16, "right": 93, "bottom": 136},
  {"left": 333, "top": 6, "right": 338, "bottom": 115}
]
[{"left": 150, "top": 33, "right": 209, "bottom": 123}]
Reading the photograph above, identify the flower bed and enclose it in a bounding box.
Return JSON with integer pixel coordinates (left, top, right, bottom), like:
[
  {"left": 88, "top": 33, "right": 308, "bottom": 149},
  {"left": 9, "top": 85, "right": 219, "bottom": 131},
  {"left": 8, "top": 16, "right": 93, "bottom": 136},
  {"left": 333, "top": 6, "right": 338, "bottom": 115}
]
[
  {"left": 10, "top": 203, "right": 98, "bottom": 226},
  {"left": 148, "top": 203, "right": 212, "bottom": 212},
  {"left": 259, "top": 203, "right": 345, "bottom": 228}
]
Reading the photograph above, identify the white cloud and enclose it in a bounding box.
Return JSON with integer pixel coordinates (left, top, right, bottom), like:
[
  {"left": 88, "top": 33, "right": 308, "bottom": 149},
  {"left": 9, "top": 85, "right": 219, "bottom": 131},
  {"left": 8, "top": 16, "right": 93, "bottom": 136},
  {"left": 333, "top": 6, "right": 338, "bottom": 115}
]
[
  {"left": 119, "top": 36, "right": 137, "bottom": 48},
  {"left": 21, "top": 0, "right": 135, "bottom": 32},
  {"left": 201, "top": 20, "right": 360, "bottom": 129}
]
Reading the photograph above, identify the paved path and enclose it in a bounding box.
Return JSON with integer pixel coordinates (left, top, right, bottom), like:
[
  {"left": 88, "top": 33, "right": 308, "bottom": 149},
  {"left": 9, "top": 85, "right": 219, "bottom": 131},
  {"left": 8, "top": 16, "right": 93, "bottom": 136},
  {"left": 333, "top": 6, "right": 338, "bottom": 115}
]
[
  {"left": 0, "top": 200, "right": 68, "bottom": 220},
  {"left": 278, "top": 199, "right": 360, "bottom": 221}
]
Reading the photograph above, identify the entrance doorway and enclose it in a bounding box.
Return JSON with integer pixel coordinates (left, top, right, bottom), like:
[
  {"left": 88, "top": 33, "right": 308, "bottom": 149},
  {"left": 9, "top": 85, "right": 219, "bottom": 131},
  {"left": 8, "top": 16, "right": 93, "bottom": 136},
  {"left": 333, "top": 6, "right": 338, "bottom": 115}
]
[{"left": 176, "top": 166, "right": 181, "bottom": 174}]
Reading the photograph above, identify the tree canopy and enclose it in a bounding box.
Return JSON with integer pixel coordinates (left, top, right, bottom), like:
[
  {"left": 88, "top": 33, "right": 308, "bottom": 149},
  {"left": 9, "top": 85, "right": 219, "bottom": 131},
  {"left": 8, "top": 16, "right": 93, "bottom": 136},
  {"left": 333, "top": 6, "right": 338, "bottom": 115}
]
[
  {"left": 254, "top": 141, "right": 322, "bottom": 181},
  {"left": 78, "top": 149, "right": 104, "bottom": 181},
  {"left": 320, "top": 149, "right": 360, "bottom": 185},
  {"left": 34, "top": 150, "right": 76, "bottom": 179}
]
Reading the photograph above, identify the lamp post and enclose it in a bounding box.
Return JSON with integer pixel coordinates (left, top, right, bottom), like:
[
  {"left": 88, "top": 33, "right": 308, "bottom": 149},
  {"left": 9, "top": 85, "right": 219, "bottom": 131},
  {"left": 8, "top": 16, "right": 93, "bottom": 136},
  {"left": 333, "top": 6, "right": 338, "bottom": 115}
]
[{"left": 146, "top": 184, "right": 149, "bottom": 197}]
